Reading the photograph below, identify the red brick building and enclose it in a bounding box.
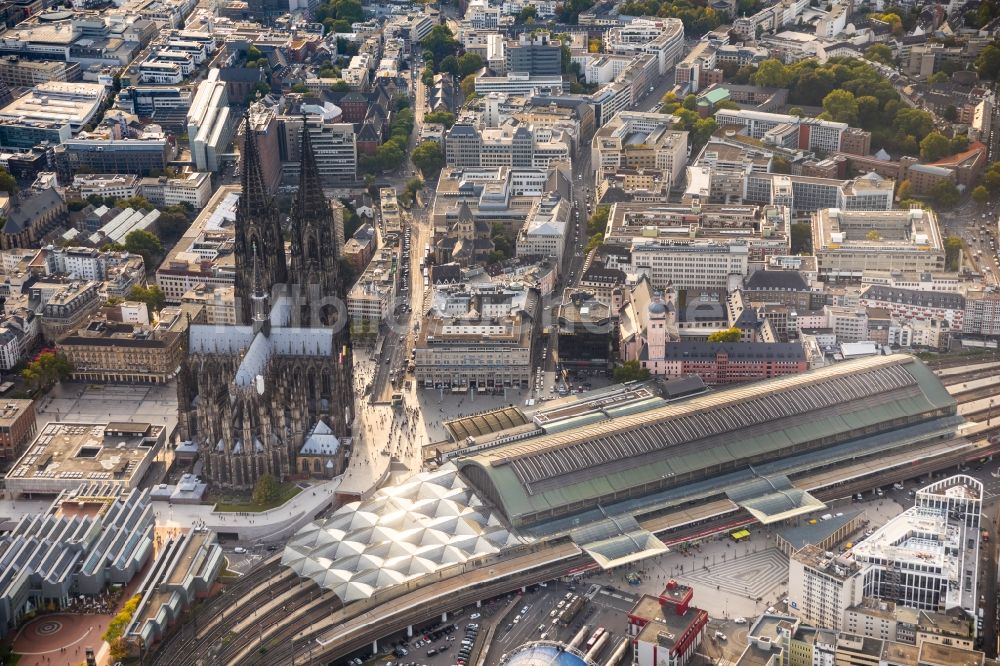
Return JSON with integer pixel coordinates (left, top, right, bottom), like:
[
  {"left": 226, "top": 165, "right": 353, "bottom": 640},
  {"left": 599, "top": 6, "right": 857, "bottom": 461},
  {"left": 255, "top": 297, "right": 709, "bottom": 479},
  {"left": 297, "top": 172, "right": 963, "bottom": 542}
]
[
  {"left": 630, "top": 581, "right": 709, "bottom": 666},
  {"left": 654, "top": 342, "right": 808, "bottom": 385}
]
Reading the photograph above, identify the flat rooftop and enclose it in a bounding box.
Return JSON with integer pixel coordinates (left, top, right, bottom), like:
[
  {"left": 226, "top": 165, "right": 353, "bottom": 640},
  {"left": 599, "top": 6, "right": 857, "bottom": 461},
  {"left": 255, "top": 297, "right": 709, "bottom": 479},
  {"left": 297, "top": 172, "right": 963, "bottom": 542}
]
[
  {"left": 6, "top": 421, "right": 163, "bottom": 490},
  {"left": 918, "top": 642, "right": 984, "bottom": 666}
]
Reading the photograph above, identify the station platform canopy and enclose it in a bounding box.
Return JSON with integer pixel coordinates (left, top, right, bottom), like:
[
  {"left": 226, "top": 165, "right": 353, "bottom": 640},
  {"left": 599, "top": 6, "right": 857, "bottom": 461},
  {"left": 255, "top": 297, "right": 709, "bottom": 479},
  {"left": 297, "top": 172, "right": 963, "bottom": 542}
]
[
  {"left": 571, "top": 514, "right": 668, "bottom": 569},
  {"left": 726, "top": 474, "right": 827, "bottom": 524}
]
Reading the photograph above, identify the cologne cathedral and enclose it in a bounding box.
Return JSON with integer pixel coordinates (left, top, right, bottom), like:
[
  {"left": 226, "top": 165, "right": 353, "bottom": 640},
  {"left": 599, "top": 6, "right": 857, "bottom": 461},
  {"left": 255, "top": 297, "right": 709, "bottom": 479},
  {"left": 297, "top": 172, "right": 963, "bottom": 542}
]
[{"left": 176, "top": 116, "right": 354, "bottom": 489}]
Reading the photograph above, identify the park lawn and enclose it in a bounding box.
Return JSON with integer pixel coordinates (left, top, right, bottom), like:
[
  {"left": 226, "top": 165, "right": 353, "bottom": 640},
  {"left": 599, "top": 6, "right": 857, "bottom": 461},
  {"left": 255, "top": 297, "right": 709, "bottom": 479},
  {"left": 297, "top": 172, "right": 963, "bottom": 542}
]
[{"left": 213, "top": 481, "right": 302, "bottom": 512}]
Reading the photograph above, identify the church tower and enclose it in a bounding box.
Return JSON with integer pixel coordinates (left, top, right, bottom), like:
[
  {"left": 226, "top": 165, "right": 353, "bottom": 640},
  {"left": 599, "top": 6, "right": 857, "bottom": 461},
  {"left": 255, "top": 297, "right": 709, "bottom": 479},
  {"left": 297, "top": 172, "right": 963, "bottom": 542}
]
[
  {"left": 288, "top": 122, "right": 342, "bottom": 316},
  {"left": 234, "top": 114, "right": 287, "bottom": 324}
]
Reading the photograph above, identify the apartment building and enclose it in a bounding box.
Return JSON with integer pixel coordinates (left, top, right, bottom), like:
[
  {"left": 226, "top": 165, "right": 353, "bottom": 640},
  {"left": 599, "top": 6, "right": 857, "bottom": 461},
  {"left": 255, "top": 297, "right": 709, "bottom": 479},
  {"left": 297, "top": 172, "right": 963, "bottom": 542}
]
[
  {"left": 858, "top": 285, "right": 965, "bottom": 332},
  {"left": 963, "top": 289, "right": 1000, "bottom": 337},
  {"left": 788, "top": 544, "right": 866, "bottom": 631},
  {"left": 37, "top": 280, "right": 102, "bottom": 343},
  {"left": 347, "top": 244, "right": 399, "bottom": 323},
  {"left": 0, "top": 400, "right": 36, "bottom": 463}
]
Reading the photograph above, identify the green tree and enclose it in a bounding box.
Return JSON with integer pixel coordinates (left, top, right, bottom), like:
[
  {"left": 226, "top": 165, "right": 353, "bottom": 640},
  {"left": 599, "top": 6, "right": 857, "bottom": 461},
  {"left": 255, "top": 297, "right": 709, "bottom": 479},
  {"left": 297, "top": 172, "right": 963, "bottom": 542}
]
[
  {"left": 584, "top": 233, "right": 604, "bottom": 253},
  {"left": 707, "top": 327, "right": 741, "bottom": 343},
  {"left": 291, "top": 82, "right": 310, "bottom": 94},
  {"left": 421, "top": 25, "right": 460, "bottom": 67},
  {"left": 0, "top": 168, "right": 15, "bottom": 195},
  {"left": 976, "top": 42, "right": 1000, "bottom": 80},
  {"left": 928, "top": 180, "right": 960, "bottom": 209},
  {"left": 22, "top": 351, "right": 73, "bottom": 392},
  {"left": 772, "top": 157, "right": 791, "bottom": 174},
  {"left": 973, "top": 185, "right": 990, "bottom": 205},
  {"left": 790, "top": 222, "right": 812, "bottom": 254},
  {"left": 124, "top": 229, "right": 163, "bottom": 269},
  {"left": 894, "top": 108, "right": 934, "bottom": 139},
  {"left": 457, "top": 53, "right": 484, "bottom": 78},
  {"left": 156, "top": 210, "right": 189, "bottom": 241},
  {"left": 411, "top": 140, "right": 445, "bottom": 177},
  {"left": 438, "top": 54, "right": 459, "bottom": 76},
  {"left": 897, "top": 179, "right": 912, "bottom": 201},
  {"left": 516, "top": 5, "right": 537, "bottom": 22},
  {"left": 460, "top": 74, "right": 477, "bottom": 101},
  {"left": 613, "top": 360, "right": 650, "bottom": 383},
  {"left": 252, "top": 474, "right": 279, "bottom": 506},
  {"left": 682, "top": 93, "right": 698, "bottom": 111},
  {"left": 128, "top": 285, "right": 166, "bottom": 313},
  {"left": 944, "top": 236, "right": 964, "bottom": 271},
  {"left": 822, "top": 89, "right": 859, "bottom": 124},
  {"left": 329, "top": 80, "right": 350, "bottom": 92},
  {"left": 425, "top": 111, "right": 456, "bottom": 128},
  {"left": 864, "top": 43, "right": 893, "bottom": 64},
  {"left": 788, "top": 106, "right": 803, "bottom": 117},
  {"left": 919, "top": 131, "right": 952, "bottom": 161},
  {"left": 928, "top": 71, "right": 949, "bottom": 84},
  {"left": 587, "top": 205, "right": 610, "bottom": 237},
  {"left": 753, "top": 59, "right": 790, "bottom": 87}
]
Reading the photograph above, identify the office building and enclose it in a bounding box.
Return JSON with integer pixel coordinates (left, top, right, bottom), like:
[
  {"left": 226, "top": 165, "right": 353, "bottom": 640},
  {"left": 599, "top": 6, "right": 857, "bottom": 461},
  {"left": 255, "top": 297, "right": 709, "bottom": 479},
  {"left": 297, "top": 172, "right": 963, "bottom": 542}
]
[
  {"left": 853, "top": 475, "right": 982, "bottom": 616},
  {"left": 812, "top": 208, "right": 945, "bottom": 281},
  {"left": 0, "top": 57, "right": 80, "bottom": 87},
  {"left": 473, "top": 72, "right": 564, "bottom": 96},
  {"left": 0, "top": 81, "right": 106, "bottom": 149},
  {"left": 714, "top": 108, "right": 848, "bottom": 152},
  {"left": 139, "top": 171, "right": 213, "bottom": 209},
  {"left": 279, "top": 107, "right": 357, "bottom": 184},
  {"left": 505, "top": 32, "right": 562, "bottom": 76},
  {"left": 5, "top": 421, "right": 166, "bottom": 497},
  {"left": 445, "top": 123, "right": 570, "bottom": 169},
  {"left": 187, "top": 69, "right": 234, "bottom": 172},
  {"left": 592, "top": 111, "right": 688, "bottom": 186},
  {"left": 415, "top": 283, "right": 538, "bottom": 390},
  {"left": 604, "top": 202, "right": 790, "bottom": 263},
  {"left": 55, "top": 136, "right": 173, "bottom": 177},
  {"left": 626, "top": 241, "right": 749, "bottom": 290},
  {"left": 629, "top": 581, "right": 709, "bottom": 666}
]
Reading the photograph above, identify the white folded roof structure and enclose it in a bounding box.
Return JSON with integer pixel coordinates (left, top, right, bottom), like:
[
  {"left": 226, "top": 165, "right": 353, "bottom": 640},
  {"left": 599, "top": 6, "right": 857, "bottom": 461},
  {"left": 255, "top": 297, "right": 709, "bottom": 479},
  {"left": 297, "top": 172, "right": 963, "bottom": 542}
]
[{"left": 282, "top": 464, "right": 522, "bottom": 601}]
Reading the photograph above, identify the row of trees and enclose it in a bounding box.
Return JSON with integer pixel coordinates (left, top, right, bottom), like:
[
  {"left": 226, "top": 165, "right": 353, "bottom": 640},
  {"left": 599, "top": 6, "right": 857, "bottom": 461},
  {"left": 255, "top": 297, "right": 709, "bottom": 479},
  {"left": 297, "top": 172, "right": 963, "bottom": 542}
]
[
  {"left": 618, "top": 0, "right": 722, "bottom": 36},
  {"left": 359, "top": 108, "right": 415, "bottom": 176}
]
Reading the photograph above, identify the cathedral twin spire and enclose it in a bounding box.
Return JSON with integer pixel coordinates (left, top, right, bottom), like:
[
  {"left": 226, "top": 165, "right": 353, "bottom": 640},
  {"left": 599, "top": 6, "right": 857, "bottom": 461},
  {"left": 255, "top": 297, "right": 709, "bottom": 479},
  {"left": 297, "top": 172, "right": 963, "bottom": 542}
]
[{"left": 235, "top": 113, "right": 342, "bottom": 325}]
